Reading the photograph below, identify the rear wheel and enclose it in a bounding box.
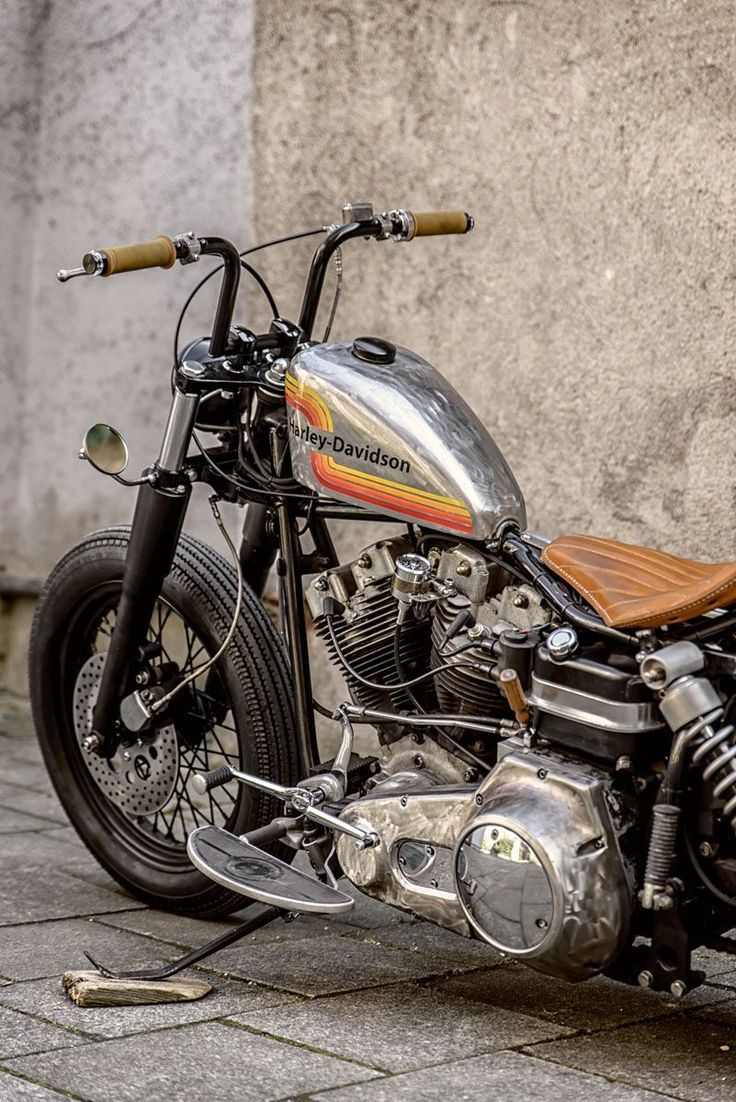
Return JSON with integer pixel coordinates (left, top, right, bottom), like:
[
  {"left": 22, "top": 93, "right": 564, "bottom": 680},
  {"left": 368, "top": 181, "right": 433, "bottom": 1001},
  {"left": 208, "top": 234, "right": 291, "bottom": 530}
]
[{"left": 28, "top": 526, "right": 298, "bottom": 917}]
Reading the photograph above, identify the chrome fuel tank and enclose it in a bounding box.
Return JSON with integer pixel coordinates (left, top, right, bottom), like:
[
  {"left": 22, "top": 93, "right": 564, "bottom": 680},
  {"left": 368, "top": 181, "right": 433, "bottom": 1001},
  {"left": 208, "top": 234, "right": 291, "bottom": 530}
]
[{"left": 286, "top": 340, "right": 526, "bottom": 539}]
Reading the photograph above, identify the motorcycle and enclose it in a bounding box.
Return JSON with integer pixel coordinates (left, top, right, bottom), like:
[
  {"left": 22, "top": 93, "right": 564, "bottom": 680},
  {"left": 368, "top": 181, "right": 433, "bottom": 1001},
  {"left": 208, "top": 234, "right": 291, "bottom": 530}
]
[{"left": 29, "top": 202, "right": 736, "bottom": 997}]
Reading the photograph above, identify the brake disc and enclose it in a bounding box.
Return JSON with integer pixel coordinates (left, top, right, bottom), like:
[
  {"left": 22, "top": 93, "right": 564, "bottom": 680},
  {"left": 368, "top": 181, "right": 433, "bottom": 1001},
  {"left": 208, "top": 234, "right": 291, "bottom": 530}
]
[{"left": 73, "top": 652, "right": 179, "bottom": 816}]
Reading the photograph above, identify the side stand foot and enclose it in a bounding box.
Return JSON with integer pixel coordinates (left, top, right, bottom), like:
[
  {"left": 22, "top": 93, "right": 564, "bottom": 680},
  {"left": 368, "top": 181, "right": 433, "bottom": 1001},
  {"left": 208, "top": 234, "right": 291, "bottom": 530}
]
[{"left": 84, "top": 905, "right": 283, "bottom": 981}]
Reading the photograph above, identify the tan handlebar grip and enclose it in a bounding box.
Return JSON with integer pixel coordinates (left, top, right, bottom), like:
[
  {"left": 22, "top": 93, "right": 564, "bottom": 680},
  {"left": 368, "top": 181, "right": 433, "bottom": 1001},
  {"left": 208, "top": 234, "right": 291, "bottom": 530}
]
[
  {"left": 409, "top": 210, "right": 473, "bottom": 237},
  {"left": 100, "top": 235, "right": 177, "bottom": 276}
]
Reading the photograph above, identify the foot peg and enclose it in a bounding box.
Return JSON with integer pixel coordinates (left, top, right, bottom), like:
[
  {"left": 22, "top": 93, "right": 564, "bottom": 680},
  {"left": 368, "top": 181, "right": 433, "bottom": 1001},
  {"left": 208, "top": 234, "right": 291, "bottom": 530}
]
[{"left": 188, "top": 826, "right": 355, "bottom": 914}]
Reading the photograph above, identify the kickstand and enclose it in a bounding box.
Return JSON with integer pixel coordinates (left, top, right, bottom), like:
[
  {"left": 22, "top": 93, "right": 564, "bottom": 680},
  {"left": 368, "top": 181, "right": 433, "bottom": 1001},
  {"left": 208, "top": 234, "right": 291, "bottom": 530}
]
[{"left": 84, "top": 905, "right": 284, "bottom": 981}]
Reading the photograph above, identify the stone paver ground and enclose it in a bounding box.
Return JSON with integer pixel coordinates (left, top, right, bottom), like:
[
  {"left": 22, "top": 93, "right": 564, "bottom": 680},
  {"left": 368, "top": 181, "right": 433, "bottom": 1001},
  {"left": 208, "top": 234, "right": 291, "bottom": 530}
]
[{"left": 1, "top": 693, "right": 736, "bottom": 1101}]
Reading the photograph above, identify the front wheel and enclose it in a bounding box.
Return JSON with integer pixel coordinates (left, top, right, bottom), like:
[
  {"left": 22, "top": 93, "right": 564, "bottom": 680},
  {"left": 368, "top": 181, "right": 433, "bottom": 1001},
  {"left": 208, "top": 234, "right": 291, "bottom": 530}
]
[{"left": 28, "top": 526, "right": 299, "bottom": 917}]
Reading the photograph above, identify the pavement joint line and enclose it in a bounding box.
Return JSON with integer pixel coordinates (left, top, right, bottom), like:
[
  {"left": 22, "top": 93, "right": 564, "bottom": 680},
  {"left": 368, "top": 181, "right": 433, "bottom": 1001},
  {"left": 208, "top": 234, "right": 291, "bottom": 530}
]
[
  {"left": 0, "top": 801, "right": 70, "bottom": 827},
  {"left": 0, "top": 903, "right": 149, "bottom": 928},
  {"left": 513, "top": 1046, "right": 698, "bottom": 1102},
  {"left": 192, "top": 955, "right": 484, "bottom": 994},
  {"left": 0, "top": 777, "right": 53, "bottom": 794},
  {"left": 0, "top": 998, "right": 106, "bottom": 1043},
  {"left": 0, "top": 913, "right": 143, "bottom": 930},
  {"left": 0, "top": 823, "right": 72, "bottom": 836},
  {"left": 509, "top": 1000, "right": 721, "bottom": 1047},
  {"left": 219, "top": 1016, "right": 393, "bottom": 1074},
  {"left": 0, "top": 1063, "right": 92, "bottom": 1102}
]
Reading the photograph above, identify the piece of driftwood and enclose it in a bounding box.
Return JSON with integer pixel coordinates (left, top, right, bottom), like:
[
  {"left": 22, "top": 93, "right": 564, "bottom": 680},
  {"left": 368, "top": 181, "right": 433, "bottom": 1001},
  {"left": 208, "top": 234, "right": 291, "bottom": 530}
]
[{"left": 62, "top": 970, "right": 213, "bottom": 1007}]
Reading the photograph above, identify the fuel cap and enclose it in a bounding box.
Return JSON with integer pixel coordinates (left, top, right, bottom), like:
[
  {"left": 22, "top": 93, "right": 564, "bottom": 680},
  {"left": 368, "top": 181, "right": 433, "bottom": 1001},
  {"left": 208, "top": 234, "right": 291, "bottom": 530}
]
[{"left": 351, "top": 336, "right": 396, "bottom": 364}]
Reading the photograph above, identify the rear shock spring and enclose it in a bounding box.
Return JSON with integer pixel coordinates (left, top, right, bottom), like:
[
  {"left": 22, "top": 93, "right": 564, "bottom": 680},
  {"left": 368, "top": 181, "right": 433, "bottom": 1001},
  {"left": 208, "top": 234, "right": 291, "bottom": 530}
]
[{"left": 690, "top": 709, "right": 736, "bottom": 828}]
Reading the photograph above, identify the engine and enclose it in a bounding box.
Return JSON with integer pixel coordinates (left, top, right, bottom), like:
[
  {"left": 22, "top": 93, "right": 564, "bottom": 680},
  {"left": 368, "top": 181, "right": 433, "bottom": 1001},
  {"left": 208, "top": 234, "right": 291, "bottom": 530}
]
[
  {"left": 306, "top": 536, "right": 550, "bottom": 743},
  {"left": 337, "top": 743, "right": 636, "bottom": 980},
  {"left": 307, "top": 537, "right": 647, "bottom": 982}
]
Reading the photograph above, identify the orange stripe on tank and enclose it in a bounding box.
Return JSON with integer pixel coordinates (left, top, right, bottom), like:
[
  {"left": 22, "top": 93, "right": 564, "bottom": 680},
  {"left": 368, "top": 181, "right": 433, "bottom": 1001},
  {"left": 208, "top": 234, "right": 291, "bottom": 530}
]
[
  {"left": 285, "top": 376, "right": 333, "bottom": 430},
  {"left": 319, "top": 455, "right": 472, "bottom": 521},
  {"left": 311, "top": 453, "right": 473, "bottom": 534},
  {"left": 287, "top": 391, "right": 326, "bottom": 430}
]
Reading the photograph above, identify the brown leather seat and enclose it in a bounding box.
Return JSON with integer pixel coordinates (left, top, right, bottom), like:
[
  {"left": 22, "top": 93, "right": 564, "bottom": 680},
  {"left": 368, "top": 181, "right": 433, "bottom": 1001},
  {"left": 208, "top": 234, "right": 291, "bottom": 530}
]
[{"left": 541, "top": 535, "right": 736, "bottom": 629}]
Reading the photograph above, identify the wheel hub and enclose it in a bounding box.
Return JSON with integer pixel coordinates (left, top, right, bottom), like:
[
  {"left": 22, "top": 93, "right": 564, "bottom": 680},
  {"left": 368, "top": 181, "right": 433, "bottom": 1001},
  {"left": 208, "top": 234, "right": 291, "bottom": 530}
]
[{"left": 73, "top": 652, "right": 179, "bottom": 816}]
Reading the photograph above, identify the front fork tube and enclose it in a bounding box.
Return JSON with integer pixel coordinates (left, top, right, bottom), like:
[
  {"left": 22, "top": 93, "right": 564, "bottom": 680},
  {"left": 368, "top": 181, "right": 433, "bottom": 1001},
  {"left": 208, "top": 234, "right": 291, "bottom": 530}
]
[{"left": 91, "top": 390, "right": 199, "bottom": 745}]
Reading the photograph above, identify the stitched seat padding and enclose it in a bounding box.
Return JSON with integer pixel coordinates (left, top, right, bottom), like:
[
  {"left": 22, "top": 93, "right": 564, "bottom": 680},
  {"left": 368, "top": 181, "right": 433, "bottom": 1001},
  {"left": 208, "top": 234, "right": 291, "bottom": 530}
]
[{"left": 541, "top": 534, "right": 736, "bottom": 629}]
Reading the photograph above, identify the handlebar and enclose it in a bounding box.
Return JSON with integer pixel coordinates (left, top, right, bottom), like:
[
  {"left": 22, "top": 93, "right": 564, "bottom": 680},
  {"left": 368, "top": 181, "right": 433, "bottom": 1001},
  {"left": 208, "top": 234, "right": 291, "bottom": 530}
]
[{"left": 57, "top": 203, "right": 474, "bottom": 349}]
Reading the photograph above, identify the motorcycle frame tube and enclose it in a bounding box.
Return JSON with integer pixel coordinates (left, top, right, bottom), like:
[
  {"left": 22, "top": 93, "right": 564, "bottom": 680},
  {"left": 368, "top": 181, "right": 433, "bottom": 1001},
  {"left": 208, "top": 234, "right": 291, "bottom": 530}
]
[
  {"left": 239, "top": 503, "right": 278, "bottom": 599},
  {"left": 276, "top": 502, "right": 319, "bottom": 772}
]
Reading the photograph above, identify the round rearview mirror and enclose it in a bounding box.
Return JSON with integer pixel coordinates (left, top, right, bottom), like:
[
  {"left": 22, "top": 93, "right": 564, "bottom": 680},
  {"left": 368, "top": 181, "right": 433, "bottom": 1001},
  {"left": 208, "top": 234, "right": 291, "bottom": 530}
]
[{"left": 81, "top": 424, "right": 129, "bottom": 476}]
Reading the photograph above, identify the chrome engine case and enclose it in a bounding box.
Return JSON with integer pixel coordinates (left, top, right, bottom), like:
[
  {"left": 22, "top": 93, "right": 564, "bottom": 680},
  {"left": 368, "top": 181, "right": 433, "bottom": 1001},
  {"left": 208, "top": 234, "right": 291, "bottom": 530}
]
[
  {"left": 456, "top": 745, "right": 635, "bottom": 980},
  {"left": 338, "top": 744, "right": 635, "bottom": 981},
  {"left": 337, "top": 782, "right": 477, "bottom": 935}
]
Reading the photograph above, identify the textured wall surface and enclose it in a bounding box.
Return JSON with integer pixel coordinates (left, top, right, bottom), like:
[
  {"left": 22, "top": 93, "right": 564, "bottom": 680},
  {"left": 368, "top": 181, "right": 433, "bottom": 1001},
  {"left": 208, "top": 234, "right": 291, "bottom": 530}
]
[
  {"left": 3, "top": 0, "right": 736, "bottom": 712},
  {"left": 251, "top": 0, "right": 736, "bottom": 560},
  {"left": 0, "top": 0, "right": 255, "bottom": 583}
]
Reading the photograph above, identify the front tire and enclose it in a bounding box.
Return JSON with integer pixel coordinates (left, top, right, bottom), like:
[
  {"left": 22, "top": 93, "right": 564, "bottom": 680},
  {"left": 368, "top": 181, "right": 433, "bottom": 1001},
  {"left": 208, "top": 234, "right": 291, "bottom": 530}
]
[{"left": 28, "top": 526, "right": 298, "bottom": 917}]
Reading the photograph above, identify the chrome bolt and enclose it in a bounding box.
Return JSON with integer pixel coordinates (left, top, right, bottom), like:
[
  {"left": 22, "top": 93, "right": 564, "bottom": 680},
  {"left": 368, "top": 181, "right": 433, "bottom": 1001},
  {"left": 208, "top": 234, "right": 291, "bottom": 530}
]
[
  {"left": 475, "top": 794, "right": 483, "bottom": 806},
  {"left": 430, "top": 879, "right": 438, "bottom": 888},
  {"left": 357, "top": 554, "right": 372, "bottom": 569},
  {"left": 81, "top": 733, "right": 102, "bottom": 753},
  {"left": 513, "top": 593, "right": 529, "bottom": 608},
  {"left": 637, "top": 970, "right": 654, "bottom": 989},
  {"left": 314, "top": 576, "right": 328, "bottom": 591},
  {"left": 400, "top": 796, "right": 408, "bottom": 807},
  {"left": 123, "top": 751, "right": 131, "bottom": 761},
  {"left": 699, "top": 840, "right": 716, "bottom": 859},
  {"left": 670, "top": 979, "right": 687, "bottom": 999},
  {"left": 413, "top": 754, "right": 424, "bottom": 768},
  {"left": 135, "top": 672, "right": 149, "bottom": 686},
  {"left": 616, "top": 755, "right": 632, "bottom": 772},
  {"left": 456, "top": 561, "right": 472, "bottom": 577}
]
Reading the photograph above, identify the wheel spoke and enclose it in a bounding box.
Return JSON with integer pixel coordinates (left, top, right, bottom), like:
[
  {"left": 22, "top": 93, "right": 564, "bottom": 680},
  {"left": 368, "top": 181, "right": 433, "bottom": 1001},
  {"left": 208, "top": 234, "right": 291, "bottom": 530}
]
[{"left": 79, "top": 592, "right": 244, "bottom": 852}]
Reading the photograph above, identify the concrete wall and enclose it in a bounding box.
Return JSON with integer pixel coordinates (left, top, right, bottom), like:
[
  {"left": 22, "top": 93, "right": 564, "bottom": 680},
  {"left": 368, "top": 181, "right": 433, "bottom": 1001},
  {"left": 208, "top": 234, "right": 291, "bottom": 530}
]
[
  {"left": 0, "top": 0, "right": 254, "bottom": 688},
  {"left": 251, "top": 0, "right": 736, "bottom": 559}
]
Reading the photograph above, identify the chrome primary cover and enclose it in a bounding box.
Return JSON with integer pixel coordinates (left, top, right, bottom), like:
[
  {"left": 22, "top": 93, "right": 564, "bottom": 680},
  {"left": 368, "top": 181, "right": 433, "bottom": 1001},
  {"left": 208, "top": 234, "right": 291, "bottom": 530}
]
[
  {"left": 455, "top": 747, "right": 635, "bottom": 980},
  {"left": 73, "top": 653, "right": 179, "bottom": 816},
  {"left": 286, "top": 341, "right": 526, "bottom": 539}
]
